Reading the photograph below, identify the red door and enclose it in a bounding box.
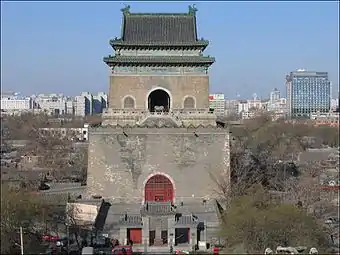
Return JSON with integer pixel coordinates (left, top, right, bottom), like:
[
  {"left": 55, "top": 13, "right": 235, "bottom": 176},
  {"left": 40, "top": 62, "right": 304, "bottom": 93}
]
[
  {"left": 145, "top": 174, "right": 174, "bottom": 203},
  {"left": 129, "top": 228, "right": 142, "bottom": 244}
]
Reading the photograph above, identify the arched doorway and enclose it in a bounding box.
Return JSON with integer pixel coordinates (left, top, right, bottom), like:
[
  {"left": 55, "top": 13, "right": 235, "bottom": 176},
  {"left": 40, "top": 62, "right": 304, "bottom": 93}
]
[
  {"left": 144, "top": 174, "right": 174, "bottom": 203},
  {"left": 148, "top": 89, "right": 170, "bottom": 112}
]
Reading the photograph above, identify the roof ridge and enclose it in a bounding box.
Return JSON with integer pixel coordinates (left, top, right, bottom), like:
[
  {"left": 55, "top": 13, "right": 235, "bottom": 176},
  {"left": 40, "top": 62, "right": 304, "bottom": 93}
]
[{"left": 129, "top": 13, "right": 190, "bottom": 16}]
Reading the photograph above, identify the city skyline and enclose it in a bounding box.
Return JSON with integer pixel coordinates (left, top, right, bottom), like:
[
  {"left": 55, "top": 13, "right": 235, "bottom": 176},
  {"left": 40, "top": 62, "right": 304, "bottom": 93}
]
[{"left": 1, "top": 1, "right": 338, "bottom": 98}]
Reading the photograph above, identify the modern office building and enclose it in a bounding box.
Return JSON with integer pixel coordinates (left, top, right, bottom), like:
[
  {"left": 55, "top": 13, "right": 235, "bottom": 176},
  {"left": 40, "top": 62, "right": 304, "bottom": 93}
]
[
  {"left": 92, "top": 92, "right": 108, "bottom": 114},
  {"left": 286, "top": 69, "right": 331, "bottom": 119},
  {"left": 209, "top": 93, "right": 225, "bottom": 116}
]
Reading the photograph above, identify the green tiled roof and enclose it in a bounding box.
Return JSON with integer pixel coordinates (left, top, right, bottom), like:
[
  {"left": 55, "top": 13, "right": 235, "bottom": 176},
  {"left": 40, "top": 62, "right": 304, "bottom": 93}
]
[
  {"left": 120, "top": 6, "right": 199, "bottom": 44},
  {"left": 103, "top": 55, "right": 215, "bottom": 65},
  {"left": 110, "top": 39, "right": 209, "bottom": 49}
]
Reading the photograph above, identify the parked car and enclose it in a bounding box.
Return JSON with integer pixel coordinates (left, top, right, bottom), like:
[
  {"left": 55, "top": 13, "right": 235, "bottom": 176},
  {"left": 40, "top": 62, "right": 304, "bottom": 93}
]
[
  {"left": 42, "top": 235, "right": 60, "bottom": 242},
  {"left": 112, "top": 246, "right": 132, "bottom": 255}
]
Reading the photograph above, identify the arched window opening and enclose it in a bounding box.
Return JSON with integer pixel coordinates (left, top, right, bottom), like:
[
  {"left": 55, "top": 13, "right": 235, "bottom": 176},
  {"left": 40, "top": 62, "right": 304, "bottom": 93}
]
[
  {"left": 123, "top": 96, "right": 135, "bottom": 109},
  {"left": 148, "top": 89, "right": 170, "bottom": 112},
  {"left": 183, "top": 97, "right": 195, "bottom": 109},
  {"left": 144, "top": 174, "right": 174, "bottom": 203}
]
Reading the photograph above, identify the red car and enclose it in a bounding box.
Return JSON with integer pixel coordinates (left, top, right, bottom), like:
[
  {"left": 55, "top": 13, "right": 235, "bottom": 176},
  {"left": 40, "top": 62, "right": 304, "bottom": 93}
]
[
  {"left": 112, "top": 246, "right": 133, "bottom": 255},
  {"left": 42, "top": 235, "right": 59, "bottom": 242}
]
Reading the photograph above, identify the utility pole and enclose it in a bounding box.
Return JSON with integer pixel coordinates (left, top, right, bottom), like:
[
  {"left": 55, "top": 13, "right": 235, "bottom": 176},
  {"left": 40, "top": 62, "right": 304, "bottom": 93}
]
[
  {"left": 204, "top": 220, "right": 207, "bottom": 250},
  {"left": 66, "top": 223, "right": 70, "bottom": 255},
  {"left": 284, "top": 163, "right": 287, "bottom": 202},
  {"left": 20, "top": 226, "right": 24, "bottom": 255}
]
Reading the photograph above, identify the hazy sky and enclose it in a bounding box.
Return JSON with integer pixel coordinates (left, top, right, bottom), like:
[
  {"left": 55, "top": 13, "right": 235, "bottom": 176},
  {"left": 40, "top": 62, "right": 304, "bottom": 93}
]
[{"left": 1, "top": 1, "right": 339, "bottom": 99}]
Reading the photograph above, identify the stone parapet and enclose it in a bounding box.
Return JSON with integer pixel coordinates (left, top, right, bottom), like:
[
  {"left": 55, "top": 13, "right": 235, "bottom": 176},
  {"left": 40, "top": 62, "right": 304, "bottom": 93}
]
[{"left": 101, "top": 108, "right": 217, "bottom": 127}]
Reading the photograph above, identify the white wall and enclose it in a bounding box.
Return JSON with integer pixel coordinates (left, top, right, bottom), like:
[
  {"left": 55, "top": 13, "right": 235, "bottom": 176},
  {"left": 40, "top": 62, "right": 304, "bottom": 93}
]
[{"left": 1, "top": 97, "right": 32, "bottom": 110}]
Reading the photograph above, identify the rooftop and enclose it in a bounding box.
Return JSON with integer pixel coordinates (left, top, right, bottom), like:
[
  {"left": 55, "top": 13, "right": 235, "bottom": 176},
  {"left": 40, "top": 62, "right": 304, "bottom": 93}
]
[
  {"left": 109, "top": 5, "right": 210, "bottom": 50},
  {"left": 120, "top": 5, "right": 198, "bottom": 44}
]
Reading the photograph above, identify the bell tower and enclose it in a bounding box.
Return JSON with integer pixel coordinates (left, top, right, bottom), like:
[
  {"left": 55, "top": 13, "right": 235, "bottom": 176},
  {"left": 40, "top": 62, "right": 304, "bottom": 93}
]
[{"left": 102, "top": 5, "right": 216, "bottom": 127}]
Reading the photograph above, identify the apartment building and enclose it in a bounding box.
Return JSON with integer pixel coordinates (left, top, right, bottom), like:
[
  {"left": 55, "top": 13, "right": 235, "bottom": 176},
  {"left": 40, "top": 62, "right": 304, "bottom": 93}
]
[
  {"left": 237, "top": 98, "right": 269, "bottom": 120},
  {"left": 2, "top": 91, "right": 108, "bottom": 117},
  {"left": 310, "top": 112, "right": 339, "bottom": 127},
  {"left": 225, "top": 100, "right": 240, "bottom": 116},
  {"left": 209, "top": 93, "right": 225, "bottom": 116},
  {"left": 1, "top": 95, "right": 32, "bottom": 111},
  {"left": 74, "top": 92, "right": 93, "bottom": 117},
  {"left": 34, "top": 93, "right": 68, "bottom": 115},
  {"left": 39, "top": 123, "right": 89, "bottom": 141}
]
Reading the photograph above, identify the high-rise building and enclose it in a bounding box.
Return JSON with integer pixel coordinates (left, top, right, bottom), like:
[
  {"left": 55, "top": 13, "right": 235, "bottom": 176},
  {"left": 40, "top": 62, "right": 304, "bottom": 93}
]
[
  {"left": 225, "top": 99, "right": 239, "bottom": 116},
  {"left": 74, "top": 92, "right": 93, "bottom": 117},
  {"left": 66, "top": 98, "right": 74, "bottom": 115},
  {"left": 286, "top": 69, "right": 331, "bottom": 119},
  {"left": 331, "top": 98, "right": 339, "bottom": 112},
  {"left": 269, "top": 88, "right": 280, "bottom": 104},
  {"left": 74, "top": 92, "right": 107, "bottom": 117},
  {"left": 92, "top": 92, "right": 108, "bottom": 114},
  {"left": 209, "top": 93, "right": 225, "bottom": 116}
]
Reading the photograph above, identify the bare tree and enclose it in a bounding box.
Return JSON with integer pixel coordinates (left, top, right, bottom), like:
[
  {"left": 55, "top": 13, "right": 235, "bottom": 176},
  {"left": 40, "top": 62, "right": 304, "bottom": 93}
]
[
  {"left": 215, "top": 115, "right": 338, "bottom": 253},
  {"left": 0, "top": 184, "right": 52, "bottom": 254},
  {"left": 2, "top": 113, "right": 50, "bottom": 140},
  {"left": 65, "top": 202, "right": 96, "bottom": 250},
  {"left": 16, "top": 129, "right": 88, "bottom": 182},
  {"left": 217, "top": 114, "right": 337, "bottom": 202},
  {"left": 220, "top": 185, "right": 329, "bottom": 254}
]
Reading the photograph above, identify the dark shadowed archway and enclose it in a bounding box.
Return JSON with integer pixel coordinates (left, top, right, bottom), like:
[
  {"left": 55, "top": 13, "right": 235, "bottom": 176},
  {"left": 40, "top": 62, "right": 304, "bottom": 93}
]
[
  {"left": 144, "top": 174, "right": 174, "bottom": 203},
  {"left": 148, "top": 89, "right": 170, "bottom": 112}
]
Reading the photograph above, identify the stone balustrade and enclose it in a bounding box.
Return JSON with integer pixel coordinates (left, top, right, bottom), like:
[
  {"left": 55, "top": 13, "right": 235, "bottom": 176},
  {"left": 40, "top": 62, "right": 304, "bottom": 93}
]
[
  {"left": 101, "top": 108, "right": 217, "bottom": 127},
  {"left": 103, "top": 108, "right": 214, "bottom": 115}
]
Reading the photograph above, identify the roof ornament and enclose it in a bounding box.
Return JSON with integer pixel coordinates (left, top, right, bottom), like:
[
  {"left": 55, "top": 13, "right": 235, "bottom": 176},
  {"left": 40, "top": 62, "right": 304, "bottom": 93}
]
[
  {"left": 121, "top": 4, "right": 131, "bottom": 15},
  {"left": 188, "top": 4, "right": 198, "bottom": 15}
]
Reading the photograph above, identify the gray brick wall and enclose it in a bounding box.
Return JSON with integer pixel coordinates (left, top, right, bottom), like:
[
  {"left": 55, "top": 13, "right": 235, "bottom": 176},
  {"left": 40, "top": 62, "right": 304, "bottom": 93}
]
[{"left": 86, "top": 128, "right": 230, "bottom": 203}]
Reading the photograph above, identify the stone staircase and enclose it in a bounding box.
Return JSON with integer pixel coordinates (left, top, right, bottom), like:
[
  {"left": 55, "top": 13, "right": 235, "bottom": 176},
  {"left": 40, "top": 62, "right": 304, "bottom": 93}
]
[
  {"left": 153, "top": 238, "right": 164, "bottom": 246},
  {"left": 141, "top": 201, "right": 176, "bottom": 216},
  {"left": 149, "top": 217, "right": 168, "bottom": 246},
  {"left": 149, "top": 217, "right": 168, "bottom": 230}
]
